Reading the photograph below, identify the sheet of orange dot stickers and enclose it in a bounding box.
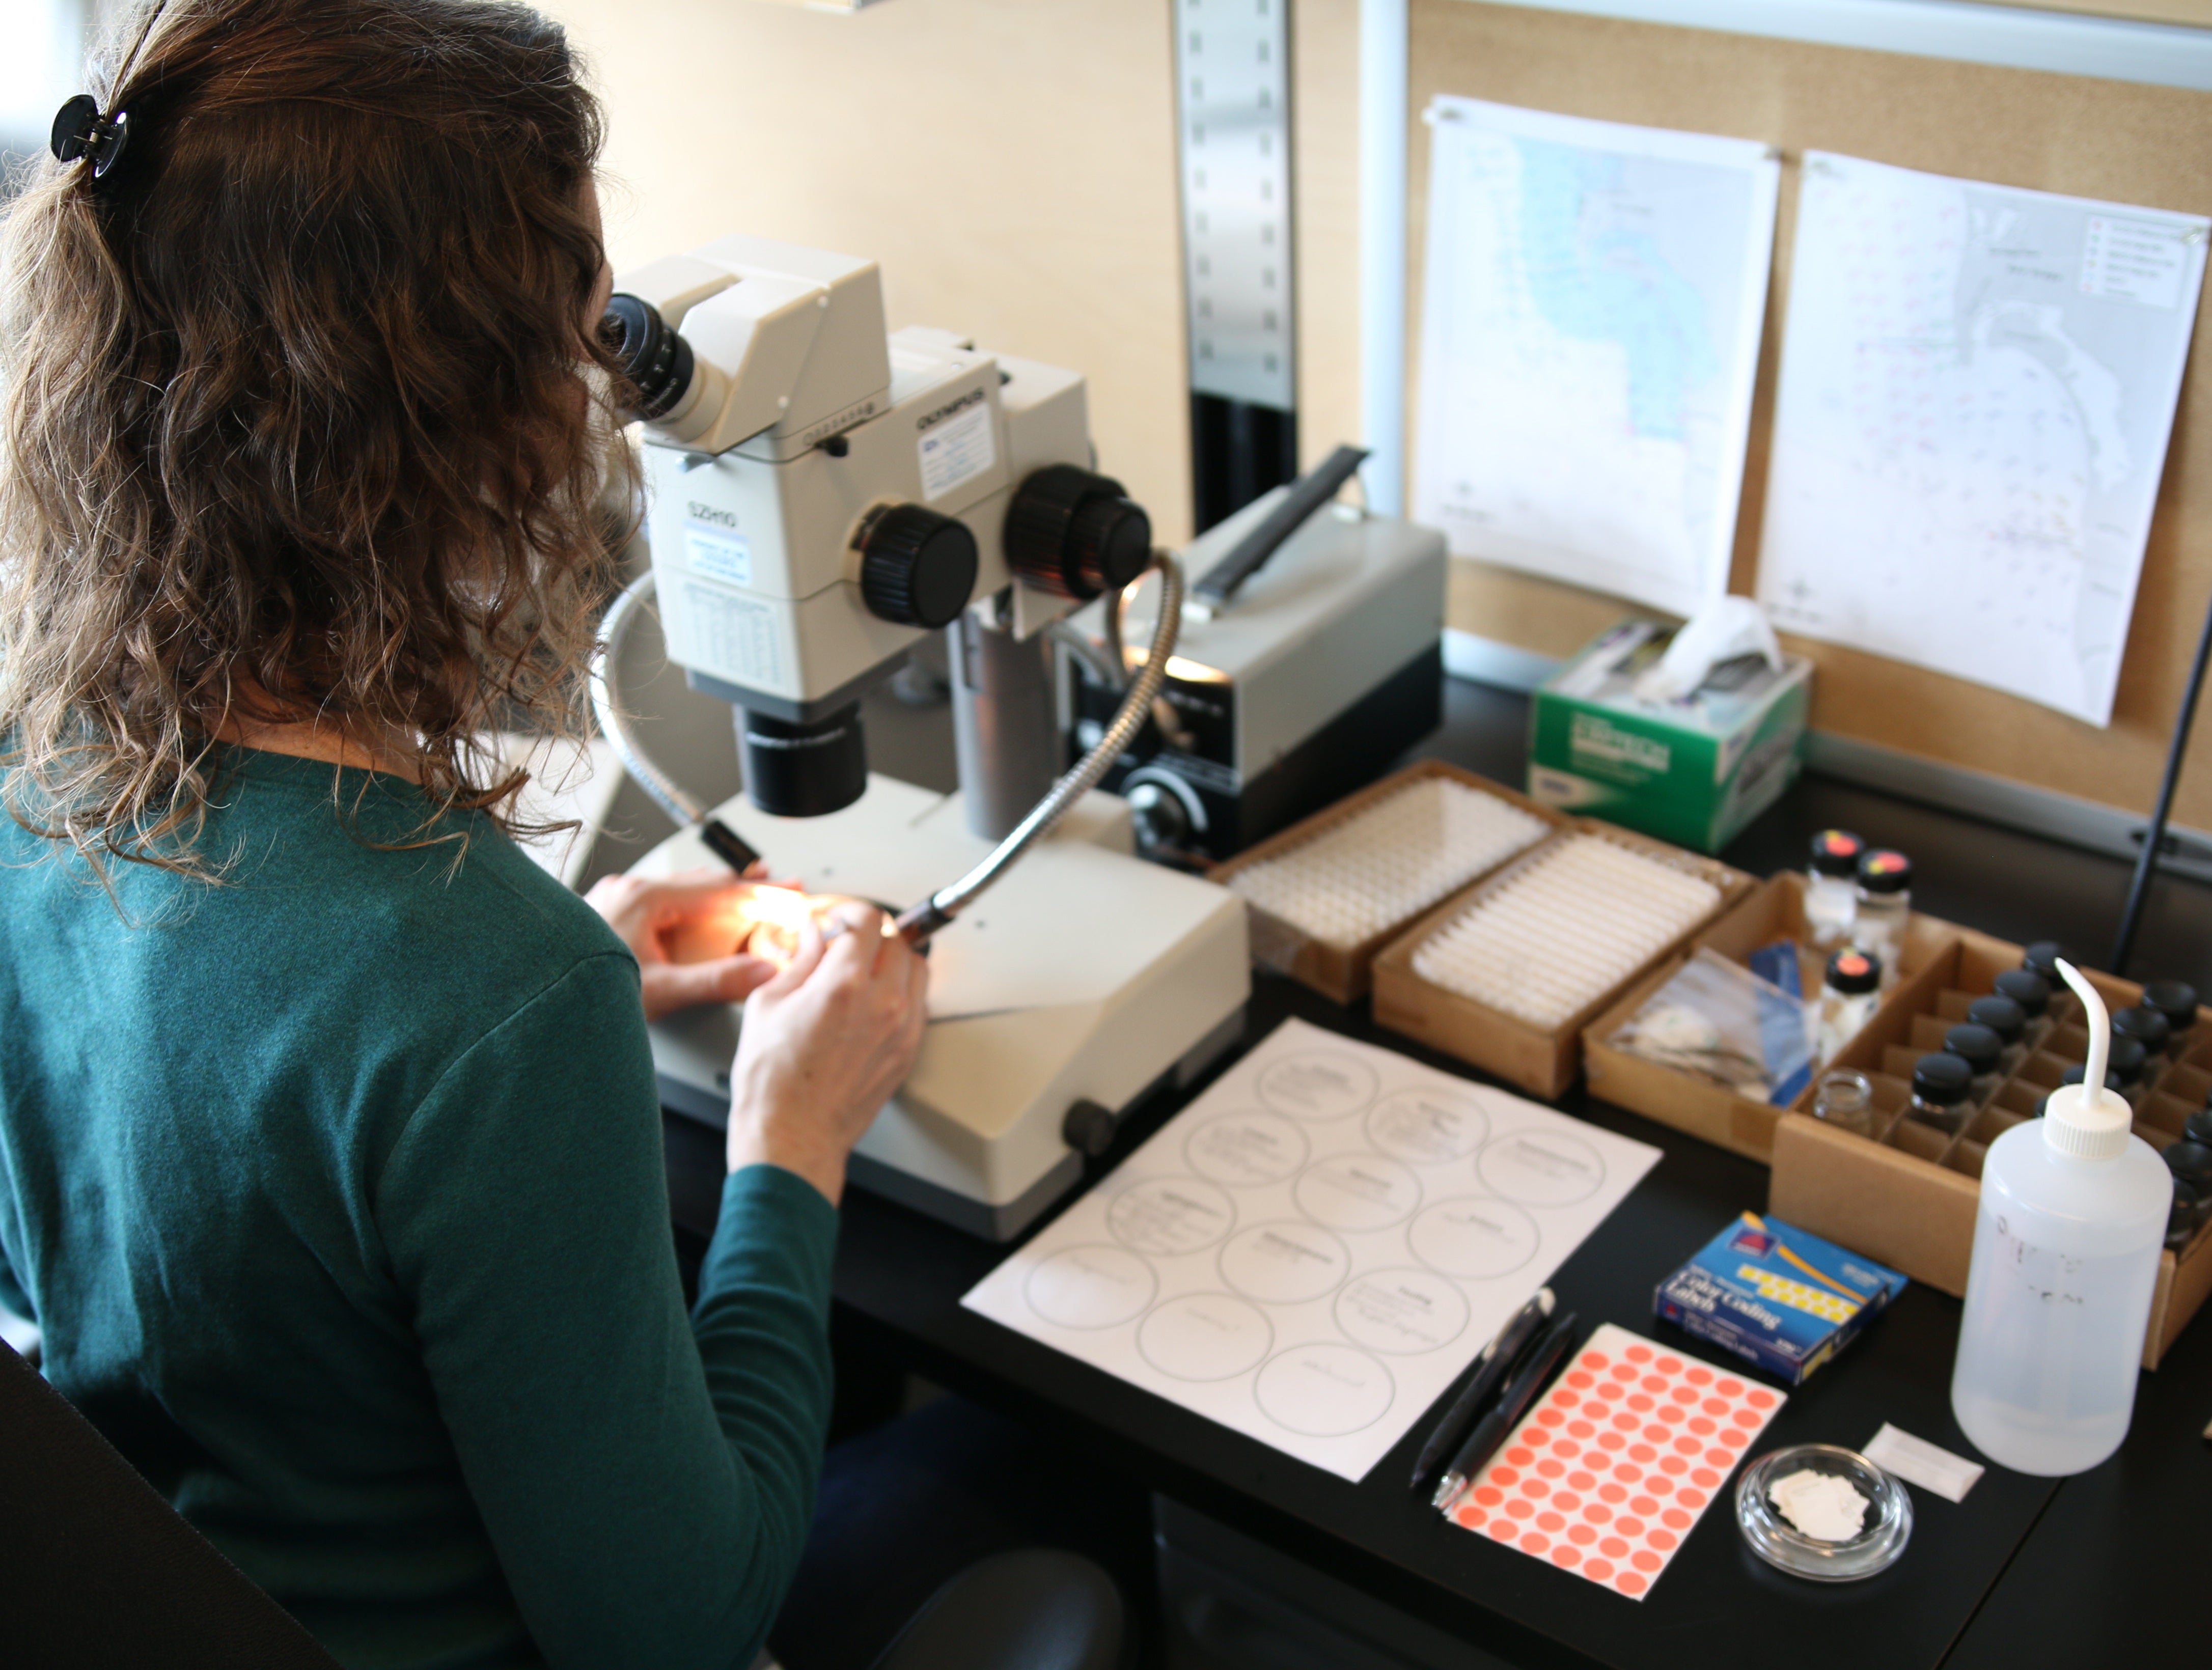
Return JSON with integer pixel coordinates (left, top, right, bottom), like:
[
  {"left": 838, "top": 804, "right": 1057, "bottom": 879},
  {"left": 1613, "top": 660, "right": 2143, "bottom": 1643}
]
[{"left": 1443, "top": 1321, "right": 1786, "bottom": 1598}]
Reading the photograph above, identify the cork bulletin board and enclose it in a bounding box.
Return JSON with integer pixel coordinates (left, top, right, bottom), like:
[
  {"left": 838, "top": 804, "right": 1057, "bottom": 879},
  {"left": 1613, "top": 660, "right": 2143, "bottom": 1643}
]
[{"left": 1404, "top": 1, "right": 2212, "bottom": 823}]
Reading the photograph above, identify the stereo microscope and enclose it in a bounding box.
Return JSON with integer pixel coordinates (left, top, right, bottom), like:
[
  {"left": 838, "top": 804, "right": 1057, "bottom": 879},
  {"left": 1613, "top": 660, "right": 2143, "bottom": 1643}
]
[{"left": 595, "top": 235, "right": 1249, "bottom": 1239}]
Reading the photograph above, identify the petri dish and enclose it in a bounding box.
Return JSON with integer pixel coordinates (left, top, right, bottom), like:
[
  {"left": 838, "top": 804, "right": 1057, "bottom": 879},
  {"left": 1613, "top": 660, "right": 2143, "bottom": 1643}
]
[{"left": 1735, "top": 1444, "right": 1912, "bottom": 1581}]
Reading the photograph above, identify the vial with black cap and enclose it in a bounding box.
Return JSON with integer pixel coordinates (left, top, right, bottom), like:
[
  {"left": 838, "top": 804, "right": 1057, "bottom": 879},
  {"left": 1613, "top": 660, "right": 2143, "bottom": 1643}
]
[
  {"left": 1905, "top": 1051, "right": 1974, "bottom": 1139},
  {"left": 2141, "top": 981, "right": 2199, "bottom": 1063},
  {"left": 2034, "top": 1063, "right": 2125, "bottom": 1119},
  {"left": 1993, "top": 968, "right": 2055, "bottom": 1053},
  {"left": 2162, "top": 1137, "right": 2212, "bottom": 1249},
  {"left": 1855, "top": 850, "right": 1912, "bottom": 988},
  {"left": 1815, "top": 947, "right": 1883, "bottom": 1066},
  {"left": 1966, "top": 993, "right": 2028, "bottom": 1078},
  {"left": 2111, "top": 1006, "right": 2171, "bottom": 1095},
  {"left": 2021, "top": 942, "right": 2072, "bottom": 1022},
  {"left": 1945, "top": 1023, "right": 2005, "bottom": 1110},
  {"left": 1805, "top": 829, "right": 1865, "bottom": 952}
]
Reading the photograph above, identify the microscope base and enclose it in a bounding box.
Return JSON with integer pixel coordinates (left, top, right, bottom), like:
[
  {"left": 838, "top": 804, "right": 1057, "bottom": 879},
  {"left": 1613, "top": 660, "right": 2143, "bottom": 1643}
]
[{"left": 639, "top": 774, "right": 1252, "bottom": 1239}]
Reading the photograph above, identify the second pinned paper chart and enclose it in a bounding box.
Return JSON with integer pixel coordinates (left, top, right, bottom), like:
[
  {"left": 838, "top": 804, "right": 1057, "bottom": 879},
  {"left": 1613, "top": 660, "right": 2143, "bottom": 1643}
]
[{"left": 963, "top": 1019, "right": 1661, "bottom": 1481}]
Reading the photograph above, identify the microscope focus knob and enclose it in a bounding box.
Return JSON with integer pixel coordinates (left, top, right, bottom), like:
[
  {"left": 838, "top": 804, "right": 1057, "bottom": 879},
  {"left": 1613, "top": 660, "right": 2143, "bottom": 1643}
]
[
  {"left": 857, "top": 504, "right": 980, "bottom": 629},
  {"left": 1004, "top": 465, "right": 1153, "bottom": 600}
]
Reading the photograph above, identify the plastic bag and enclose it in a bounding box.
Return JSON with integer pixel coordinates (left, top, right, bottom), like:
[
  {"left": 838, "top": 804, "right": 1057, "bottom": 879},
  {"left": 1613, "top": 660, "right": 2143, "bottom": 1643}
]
[{"left": 1606, "top": 948, "right": 1812, "bottom": 1106}]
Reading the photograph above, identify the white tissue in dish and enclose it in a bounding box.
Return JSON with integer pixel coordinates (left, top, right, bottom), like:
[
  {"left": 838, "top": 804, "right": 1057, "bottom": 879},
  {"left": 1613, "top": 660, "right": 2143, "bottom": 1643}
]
[
  {"left": 1408, "top": 836, "right": 1721, "bottom": 1026},
  {"left": 1227, "top": 777, "right": 1551, "bottom": 951}
]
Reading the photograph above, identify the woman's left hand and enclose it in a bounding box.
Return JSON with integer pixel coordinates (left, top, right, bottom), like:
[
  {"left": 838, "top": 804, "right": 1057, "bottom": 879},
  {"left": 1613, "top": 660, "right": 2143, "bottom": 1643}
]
[{"left": 585, "top": 864, "right": 786, "bottom": 1021}]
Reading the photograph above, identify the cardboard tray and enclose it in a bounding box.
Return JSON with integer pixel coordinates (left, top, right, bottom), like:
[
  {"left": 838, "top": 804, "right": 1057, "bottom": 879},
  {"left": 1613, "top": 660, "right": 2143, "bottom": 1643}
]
[
  {"left": 1580, "top": 873, "right": 1960, "bottom": 1163},
  {"left": 1205, "top": 760, "right": 1570, "bottom": 1005},
  {"left": 1762, "top": 926, "right": 2210, "bottom": 1369},
  {"left": 1370, "top": 821, "right": 1754, "bottom": 1100}
]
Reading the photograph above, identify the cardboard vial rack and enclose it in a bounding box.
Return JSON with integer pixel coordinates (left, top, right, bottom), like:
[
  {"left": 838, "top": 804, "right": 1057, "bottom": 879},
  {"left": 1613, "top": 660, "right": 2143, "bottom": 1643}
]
[
  {"left": 1580, "top": 873, "right": 1959, "bottom": 1163},
  {"left": 1767, "top": 927, "right": 2211, "bottom": 1370},
  {"left": 1206, "top": 760, "right": 1570, "bottom": 1005},
  {"left": 1370, "top": 821, "right": 1753, "bottom": 1100}
]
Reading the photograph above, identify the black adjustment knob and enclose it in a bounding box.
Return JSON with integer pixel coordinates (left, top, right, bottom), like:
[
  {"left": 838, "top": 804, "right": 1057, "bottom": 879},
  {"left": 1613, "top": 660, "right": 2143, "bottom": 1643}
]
[
  {"left": 1125, "top": 781, "right": 1189, "bottom": 852},
  {"left": 857, "top": 504, "right": 979, "bottom": 629},
  {"left": 1063, "top": 1099, "right": 1120, "bottom": 1158},
  {"left": 1004, "top": 465, "right": 1153, "bottom": 600}
]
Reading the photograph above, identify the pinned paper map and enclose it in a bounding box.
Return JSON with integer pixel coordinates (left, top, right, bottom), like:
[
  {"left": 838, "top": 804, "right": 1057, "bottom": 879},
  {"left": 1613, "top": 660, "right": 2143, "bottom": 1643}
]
[
  {"left": 1756, "top": 153, "right": 2208, "bottom": 726},
  {"left": 1412, "top": 98, "right": 1779, "bottom": 617},
  {"left": 963, "top": 1019, "right": 1659, "bottom": 1482}
]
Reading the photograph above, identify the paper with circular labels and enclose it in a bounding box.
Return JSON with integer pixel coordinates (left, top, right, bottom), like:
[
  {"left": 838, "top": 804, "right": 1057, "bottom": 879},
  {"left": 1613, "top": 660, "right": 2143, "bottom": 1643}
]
[
  {"left": 1366, "top": 1086, "right": 1491, "bottom": 1165},
  {"left": 1478, "top": 1130, "right": 1607, "bottom": 1206},
  {"left": 1107, "top": 1176, "right": 1236, "bottom": 1256},
  {"left": 1257, "top": 1052, "right": 1379, "bottom": 1122},
  {"left": 1138, "top": 1293, "right": 1275, "bottom": 1381},
  {"left": 1220, "top": 1221, "right": 1353, "bottom": 1304},
  {"left": 961, "top": 1017, "right": 1661, "bottom": 1482},
  {"left": 1255, "top": 1344, "right": 1396, "bottom": 1436},
  {"left": 1186, "top": 1110, "right": 1310, "bottom": 1187},
  {"left": 1025, "top": 1245, "right": 1157, "bottom": 1329},
  {"left": 1334, "top": 1268, "right": 1472, "bottom": 1354},
  {"left": 1408, "top": 1195, "right": 1541, "bottom": 1278},
  {"left": 1293, "top": 1153, "right": 1422, "bottom": 1231}
]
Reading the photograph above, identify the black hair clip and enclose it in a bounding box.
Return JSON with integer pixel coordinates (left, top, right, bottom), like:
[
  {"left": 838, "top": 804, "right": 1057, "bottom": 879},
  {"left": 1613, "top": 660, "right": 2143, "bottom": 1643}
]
[{"left": 51, "top": 94, "right": 131, "bottom": 178}]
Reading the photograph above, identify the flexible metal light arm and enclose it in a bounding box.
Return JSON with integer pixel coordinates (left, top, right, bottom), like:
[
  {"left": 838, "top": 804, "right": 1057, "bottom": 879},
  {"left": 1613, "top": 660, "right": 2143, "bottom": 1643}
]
[
  {"left": 590, "top": 572, "right": 760, "bottom": 874},
  {"left": 895, "top": 552, "right": 1184, "bottom": 945}
]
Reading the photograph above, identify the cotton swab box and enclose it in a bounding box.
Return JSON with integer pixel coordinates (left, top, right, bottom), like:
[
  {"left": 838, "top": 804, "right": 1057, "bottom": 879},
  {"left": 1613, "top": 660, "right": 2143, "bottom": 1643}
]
[
  {"left": 1227, "top": 775, "right": 1552, "bottom": 953},
  {"left": 1409, "top": 836, "right": 1722, "bottom": 1028}
]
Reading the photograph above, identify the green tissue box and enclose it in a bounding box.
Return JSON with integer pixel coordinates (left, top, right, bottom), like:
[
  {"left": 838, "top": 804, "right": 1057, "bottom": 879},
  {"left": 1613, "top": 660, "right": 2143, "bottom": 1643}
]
[{"left": 1527, "top": 620, "right": 1810, "bottom": 855}]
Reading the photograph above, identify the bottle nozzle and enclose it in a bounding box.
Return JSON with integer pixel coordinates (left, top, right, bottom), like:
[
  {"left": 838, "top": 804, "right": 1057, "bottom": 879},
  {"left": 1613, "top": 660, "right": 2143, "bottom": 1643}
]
[{"left": 2045, "top": 959, "right": 2131, "bottom": 1160}]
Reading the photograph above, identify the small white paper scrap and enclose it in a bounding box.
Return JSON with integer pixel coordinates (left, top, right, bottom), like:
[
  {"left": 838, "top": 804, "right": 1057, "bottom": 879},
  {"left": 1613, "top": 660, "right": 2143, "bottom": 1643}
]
[
  {"left": 1864, "top": 1423, "right": 1984, "bottom": 1502},
  {"left": 962, "top": 1018, "right": 1661, "bottom": 1481}
]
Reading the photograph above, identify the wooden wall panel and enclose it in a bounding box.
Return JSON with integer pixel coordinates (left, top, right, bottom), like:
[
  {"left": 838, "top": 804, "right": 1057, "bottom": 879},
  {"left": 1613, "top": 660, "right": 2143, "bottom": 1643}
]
[
  {"left": 544, "top": 0, "right": 1195, "bottom": 540},
  {"left": 1407, "top": 0, "right": 2212, "bottom": 823}
]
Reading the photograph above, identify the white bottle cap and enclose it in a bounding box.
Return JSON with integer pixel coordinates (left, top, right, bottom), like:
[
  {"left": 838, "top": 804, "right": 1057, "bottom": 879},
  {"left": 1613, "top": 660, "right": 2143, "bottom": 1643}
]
[{"left": 2042, "top": 959, "right": 2133, "bottom": 1161}]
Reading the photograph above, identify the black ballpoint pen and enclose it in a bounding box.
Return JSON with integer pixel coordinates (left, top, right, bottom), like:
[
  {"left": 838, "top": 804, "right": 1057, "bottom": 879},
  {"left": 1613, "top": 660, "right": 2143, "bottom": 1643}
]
[
  {"left": 1408, "top": 1288, "right": 1555, "bottom": 1493},
  {"left": 1430, "top": 1312, "right": 1580, "bottom": 1512}
]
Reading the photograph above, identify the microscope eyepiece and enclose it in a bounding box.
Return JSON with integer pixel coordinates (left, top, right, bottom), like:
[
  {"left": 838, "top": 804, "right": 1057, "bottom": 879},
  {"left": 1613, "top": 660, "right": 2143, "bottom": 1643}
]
[{"left": 601, "top": 292, "right": 696, "bottom": 423}]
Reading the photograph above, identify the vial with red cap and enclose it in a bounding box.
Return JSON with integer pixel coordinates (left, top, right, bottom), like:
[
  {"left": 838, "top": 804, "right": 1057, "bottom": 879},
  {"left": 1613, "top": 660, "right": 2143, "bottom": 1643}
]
[{"left": 1816, "top": 947, "right": 1883, "bottom": 1066}]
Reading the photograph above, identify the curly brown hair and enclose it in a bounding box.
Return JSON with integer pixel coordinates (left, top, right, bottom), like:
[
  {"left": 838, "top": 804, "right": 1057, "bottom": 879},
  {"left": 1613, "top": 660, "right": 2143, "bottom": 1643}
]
[{"left": 0, "top": 0, "right": 630, "bottom": 875}]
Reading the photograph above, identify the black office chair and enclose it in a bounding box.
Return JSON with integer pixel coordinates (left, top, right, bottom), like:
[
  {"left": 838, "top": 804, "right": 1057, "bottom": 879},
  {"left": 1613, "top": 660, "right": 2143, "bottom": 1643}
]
[
  {"left": 0, "top": 1340, "right": 341, "bottom": 1668},
  {"left": 0, "top": 1341, "right": 1126, "bottom": 1670}
]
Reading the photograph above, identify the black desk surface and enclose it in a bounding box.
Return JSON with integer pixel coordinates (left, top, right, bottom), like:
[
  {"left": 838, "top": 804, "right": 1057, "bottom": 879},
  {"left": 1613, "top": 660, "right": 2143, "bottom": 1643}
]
[{"left": 663, "top": 679, "right": 2208, "bottom": 1669}]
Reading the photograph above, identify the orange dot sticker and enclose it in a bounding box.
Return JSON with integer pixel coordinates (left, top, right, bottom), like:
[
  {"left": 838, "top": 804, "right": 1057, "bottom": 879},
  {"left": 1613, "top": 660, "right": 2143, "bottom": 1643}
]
[
  {"left": 1552, "top": 1544, "right": 1581, "bottom": 1569},
  {"left": 1538, "top": 1458, "right": 1565, "bottom": 1480},
  {"left": 1538, "top": 1511, "right": 1565, "bottom": 1533},
  {"left": 1455, "top": 1505, "right": 1486, "bottom": 1530},
  {"left": 1662, "top": 1507, "right": 1693, "bottom": 1530},
  {"left": 1475, "top": 1485, "right": 1504, "bottom": 1507},
  {"left": 1598, "top": 1537, "right": 1628, "bottom": 1560},
  {"left": 1579, "top": 1353, "right": 1610, "bottom": 1371},
  {"left": 1522, "top": 1533, "right": 1551, "bottom": 1555},
  {"left": 1632, "top": 1550, "right": 1663, "bottom": 1574},
  {"left": 1568, "top": 1523, "right": 1596, "bottom": 1546},
  {"left": 1617, "top": 1571, "right": 1648, "bottom": 1595},
  {"left": 1625, "top": 1344, "right": 1653, "bottom": 1363},
  {"left": 1656, "top": 1357, "right": 1683, "bottom": 1375},
  {"left": 1554, "top": 1491, "right": 1582, "bottom": 1512},
  {"left": 1685, "top": 1366, "right": 1713, "bottom": 1386},
  {"left": 1648, "top": 1530, "right": 1678, "bottom": 1552},
  {"left": 1586, "top": 1559, "right": 1615, "bottom": 1581},
  {"left": 1506, "top": 1447, "right": 1537, "bottom": 1467},
  {"left": 1567, "top": 1471, "right": 1596, "bottom": 1491}
]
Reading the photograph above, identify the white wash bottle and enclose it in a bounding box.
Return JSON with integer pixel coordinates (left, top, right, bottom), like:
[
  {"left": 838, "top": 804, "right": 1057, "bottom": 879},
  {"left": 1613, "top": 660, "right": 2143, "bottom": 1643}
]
[{"left": 1950, "top": 959, "right": 2170, "bottom": 1475}]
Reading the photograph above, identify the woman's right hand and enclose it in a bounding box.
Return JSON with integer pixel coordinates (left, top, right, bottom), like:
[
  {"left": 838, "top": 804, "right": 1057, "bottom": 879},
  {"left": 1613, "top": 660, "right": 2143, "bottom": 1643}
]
[{"left": 724, "top": 902, "right": 929, "bottom": 1205}]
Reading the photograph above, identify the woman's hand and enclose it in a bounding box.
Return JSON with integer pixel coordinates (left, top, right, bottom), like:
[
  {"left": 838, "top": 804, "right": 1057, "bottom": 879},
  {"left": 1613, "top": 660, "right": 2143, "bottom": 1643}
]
[
  {"left": 584, "top": 864, "right": 783, "bottom": 1022},
  {"left": 724, "top": 902, "right": 930, "bottom": 1205}
]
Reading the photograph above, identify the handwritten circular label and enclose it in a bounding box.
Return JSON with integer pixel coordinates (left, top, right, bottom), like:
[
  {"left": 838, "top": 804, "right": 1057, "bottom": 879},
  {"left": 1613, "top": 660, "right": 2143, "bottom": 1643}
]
[
  {"left": 1185, "top": 1110, "right": 1310, "bottom": 1187},
  {"left": 1107, "top": 1176, "right": 1237, "bottom": 1256},
  {"left": 1333, "top": 1268, "right": 1472, "bottom": 1354},
  {"left": 1407, "top": 1195, "right": 1540, "bottom": 1279},
  {"left": 1024, "top": 1244, "right": 1157, "bottom": 1329},
  {"left": 1137, "top": 1292, "right": 1274, "bottom": 1381},
  {"left": 1293, "top": 1152, "right": 1422, "bottom": 1231},
  {"left": 1257, "top": 1052, "right": 1380, "bottom": 1122},
  {"left": 1219, "top": 1220, "right": 1353, "bottom": 1304},
  {"left": 1478, "top": 1130, "right": 1607, "bottom": 1206},
  {"left": 1366, "top": 1086, "right": 1492, "bottom": 1166},
  {"left": 1254, "top": 1343, "right": 1396, "bottom": 1436}
]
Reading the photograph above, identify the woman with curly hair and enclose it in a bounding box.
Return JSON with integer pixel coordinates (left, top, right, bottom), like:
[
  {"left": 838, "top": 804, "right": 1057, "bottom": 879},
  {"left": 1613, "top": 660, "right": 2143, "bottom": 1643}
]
[{"left": 0, "top": 2, "right": 928, "bottom": 1664}]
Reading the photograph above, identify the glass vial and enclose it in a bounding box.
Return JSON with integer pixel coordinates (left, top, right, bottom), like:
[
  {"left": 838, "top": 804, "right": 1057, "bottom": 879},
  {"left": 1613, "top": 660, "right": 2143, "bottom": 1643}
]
[
  {"left": 1813, "top": 1069, "right": 1877, "bottom": 1138},
  {"left": 1967, "top": 994, "right": 2028, "bottom": 1078},
  {"left": 1815, "top": 948, "right": 1883, "bottom": 1067},
  {"left": 2035, "top": 1063, "right": 2122, "bottom": 1118},
  {"left": 1855, "top": 850, "right": 1913, "bottom": 987},
  {"left": 1805, "top": 829, "right": 1865, "bottom": 952},
  {"left": 1993, "top": 968, "right": 2054, "bottom": 1054},
  {"left": 2108, "top": 1036, "right": 2150, "bottom": 1111},
  {"left": 2112, "top": 1005, "right": 2170, "bottom": 1078},
  {"left": 1944, "top": 1022, "right": 2004, "bottom": 1109},
  {"left": 2022, "top": 942, "right": 2071, "bottom": 1021},
  {"left": 2140, "top": 981, "right": 2197, "bottom": 1064},
  {"left": 1906, "top": 1051, "right": 1974, "bottom": 1138}
]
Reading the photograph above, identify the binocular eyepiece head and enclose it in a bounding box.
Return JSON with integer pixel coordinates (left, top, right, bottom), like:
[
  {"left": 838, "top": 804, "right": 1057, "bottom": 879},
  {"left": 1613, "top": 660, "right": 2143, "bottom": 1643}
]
[{"left": 601, "top": 293, "right": 695, "bottom": 424}]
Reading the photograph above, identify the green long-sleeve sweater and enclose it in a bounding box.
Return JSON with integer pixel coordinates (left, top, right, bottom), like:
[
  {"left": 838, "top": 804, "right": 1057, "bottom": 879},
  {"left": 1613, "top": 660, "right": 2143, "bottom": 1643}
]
[{"left": 0, "top": 748, "right": 836, "bottom": 1669}]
